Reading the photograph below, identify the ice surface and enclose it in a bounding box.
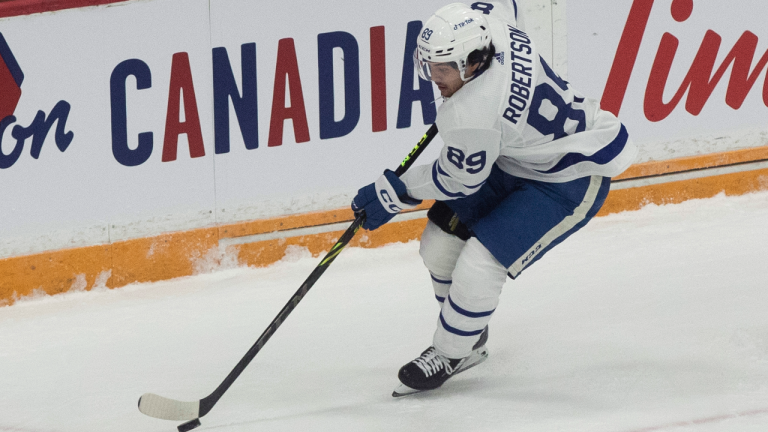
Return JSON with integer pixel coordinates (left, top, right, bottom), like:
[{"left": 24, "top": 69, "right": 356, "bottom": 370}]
[{"left": 2, "top": 192, "right": 768, "bottom": 432}]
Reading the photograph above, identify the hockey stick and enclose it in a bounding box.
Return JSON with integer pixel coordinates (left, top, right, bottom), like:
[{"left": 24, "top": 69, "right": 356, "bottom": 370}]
[{"left": 138, "top": 124, "right": 438, "bottom": 432}]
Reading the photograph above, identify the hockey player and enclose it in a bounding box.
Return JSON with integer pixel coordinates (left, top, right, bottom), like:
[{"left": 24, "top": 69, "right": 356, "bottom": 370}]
[{"left": 352, "top": 1, "right": 637, "bottom": 396}]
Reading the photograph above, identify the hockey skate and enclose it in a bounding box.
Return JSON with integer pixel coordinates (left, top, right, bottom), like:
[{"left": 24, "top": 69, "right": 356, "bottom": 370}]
[{"left": 392, "top": 327, "right": 488, "bottom": 397}]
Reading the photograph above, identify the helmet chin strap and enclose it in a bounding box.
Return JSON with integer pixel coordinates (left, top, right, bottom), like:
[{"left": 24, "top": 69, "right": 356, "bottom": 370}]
[{"left": 457, "top": 60, "right": 473, "bottom": 82}]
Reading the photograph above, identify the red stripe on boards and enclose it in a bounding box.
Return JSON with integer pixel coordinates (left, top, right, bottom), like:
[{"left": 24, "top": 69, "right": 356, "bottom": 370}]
[
  {"left": 0, "top": 0, "right": 130, "bottom": 18},
  {"left": 370, "top": 26, "right": 387, "bottom": 132}
]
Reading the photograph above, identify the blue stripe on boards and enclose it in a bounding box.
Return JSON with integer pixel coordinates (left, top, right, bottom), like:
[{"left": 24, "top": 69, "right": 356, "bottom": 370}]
[
  {"left": 431, "top": 274, "right": 452, "bottom": 285},
  {"left": 536, "top": 124, "right": 629, "bottom": 174},
  {"left": 432, "top": 161, "right": 468, "bottom": 198},
  {"left": 448, "top": 296, "right": 495, "bottom": 318},
  {"left": 439, "top": 313, "right": 486, "bottom": 337}
]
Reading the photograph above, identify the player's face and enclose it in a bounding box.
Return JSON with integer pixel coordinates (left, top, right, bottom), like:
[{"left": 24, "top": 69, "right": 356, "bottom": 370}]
[
  {"left": 429, "top": 62, "right": 465, "bottom": 98},
  {"left": 427, "top": 62, "right": 480, "bottom": 98}
]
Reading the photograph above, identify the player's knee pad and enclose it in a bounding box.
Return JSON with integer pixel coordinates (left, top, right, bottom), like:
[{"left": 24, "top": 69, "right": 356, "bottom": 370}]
[
  {"left": 420, "top": 220, "right": 466, "bottom": 280},
  {"left": 450, "top": 238, "right": 507, "bottom": 307}
]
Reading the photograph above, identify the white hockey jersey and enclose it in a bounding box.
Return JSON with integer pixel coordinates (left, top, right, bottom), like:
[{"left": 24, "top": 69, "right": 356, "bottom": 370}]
[{"left": 401, "top": 0, "right": 638, "bottom": 201}]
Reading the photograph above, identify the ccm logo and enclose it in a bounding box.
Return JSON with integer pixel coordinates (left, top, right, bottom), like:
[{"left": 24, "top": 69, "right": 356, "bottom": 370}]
[
  {"left": 521, "top": 243, "right": 542, "bottom": 267},
  {"left": 379, "top": 189, "right": 402, "bottom": 212}
]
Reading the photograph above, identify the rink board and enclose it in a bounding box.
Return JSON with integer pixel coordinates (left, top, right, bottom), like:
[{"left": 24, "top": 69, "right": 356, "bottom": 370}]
[{"left": 1, "top": 0, "right": 768, "bottom": 302}]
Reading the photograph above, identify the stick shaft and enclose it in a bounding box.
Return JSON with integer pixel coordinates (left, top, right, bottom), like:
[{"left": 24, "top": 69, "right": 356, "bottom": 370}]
[{"left": 198, "top": 124, "right": 438, "bottom": 416}]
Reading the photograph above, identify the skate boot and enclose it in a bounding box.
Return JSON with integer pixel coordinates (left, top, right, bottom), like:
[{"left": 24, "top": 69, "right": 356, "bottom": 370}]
[{"left": 392, "top": 327, "right": 489, "bottom": 397}]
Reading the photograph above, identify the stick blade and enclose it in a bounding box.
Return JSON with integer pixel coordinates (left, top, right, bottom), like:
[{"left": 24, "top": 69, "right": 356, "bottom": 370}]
[{"left": 138, "top": 393, "right": 200, "bottom": 421}]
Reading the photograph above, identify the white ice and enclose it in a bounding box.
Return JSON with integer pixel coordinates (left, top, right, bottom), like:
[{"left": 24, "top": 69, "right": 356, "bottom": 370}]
[{"left": 2, "top": 191, "right": 768, "bottom": 432}]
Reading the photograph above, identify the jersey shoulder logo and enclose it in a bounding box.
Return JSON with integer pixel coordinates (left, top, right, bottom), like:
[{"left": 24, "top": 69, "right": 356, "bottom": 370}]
[{"left": 494, "top": 52, "right": 505, "bottom": 65}]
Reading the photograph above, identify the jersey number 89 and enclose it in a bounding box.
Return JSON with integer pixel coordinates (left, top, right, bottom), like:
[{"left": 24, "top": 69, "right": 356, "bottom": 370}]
[
  {"left": 447, "top": 147, "right": 486, "bottom": 174},
  {"left": 527, "top": 59, "right": 587, "bottom": 141}
]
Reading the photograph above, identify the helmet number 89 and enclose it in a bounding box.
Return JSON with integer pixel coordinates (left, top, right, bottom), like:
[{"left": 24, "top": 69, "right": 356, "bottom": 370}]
[{"left": 421, "top": 28, "right": 434, "bottom": 40}]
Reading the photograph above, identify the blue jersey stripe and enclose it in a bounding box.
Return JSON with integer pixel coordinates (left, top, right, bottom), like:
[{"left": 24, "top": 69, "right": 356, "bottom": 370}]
[
  {"left": 435, "top": 160, "right": 453, "bottom": 178},
  {"left": 439, "top": 313, "right": 486, "bottom": 337},
  {"left": 435, "top": 295, "right": 446, "bottom": 303},
  {"left": 535, "top": 124, "right": 629, "bottom": 174},
  {"left": 0, "top": 33, "right": 24, "bottom": 88},
  {"left": 432, "top": 161, "right": 468, "bottom": 198},
  {"left": 512, "top": 0, "right": 518, "bottom": 20},
  {"left": 448, "top": 296, "right": 495, "bottom": 318},
  {"left": 464, "top": 180, "right": 486, "bottom": 190}
]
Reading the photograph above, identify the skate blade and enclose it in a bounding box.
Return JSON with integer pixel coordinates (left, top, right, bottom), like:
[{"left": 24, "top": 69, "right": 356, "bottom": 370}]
[
  {"left": 455, "top": 347, "right": 489, "bottom": 374},
  {"left": 392, "top": 383, "right": 424, "bottom": 397},
  {"left": 392, "top": 348, "right": 489, "bottom": 397}
]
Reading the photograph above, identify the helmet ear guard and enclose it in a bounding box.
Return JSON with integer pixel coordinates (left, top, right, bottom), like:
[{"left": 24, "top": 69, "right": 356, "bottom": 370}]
[{"left": 414, "top": 3, "right": 492, "bottom": 82}]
